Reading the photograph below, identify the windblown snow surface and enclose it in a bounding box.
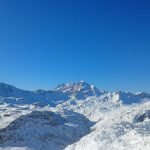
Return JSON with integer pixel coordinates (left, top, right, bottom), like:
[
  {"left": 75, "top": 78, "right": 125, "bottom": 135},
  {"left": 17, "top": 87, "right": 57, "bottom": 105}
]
[{"left": 0, "top": 81, "right": 150, "bottom": 150}]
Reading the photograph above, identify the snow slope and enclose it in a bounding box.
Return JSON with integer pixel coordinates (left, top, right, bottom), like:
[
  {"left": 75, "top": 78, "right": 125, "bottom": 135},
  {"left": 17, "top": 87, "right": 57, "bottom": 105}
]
[
  {"left": 0, "top": 104, "right": 95, "bottom": 150},
  {"left": 65, "top": 102, "right": 150, "bottom": 150},
  {"left": 0, "top": 81, "right": 150, "bottom": 150}
]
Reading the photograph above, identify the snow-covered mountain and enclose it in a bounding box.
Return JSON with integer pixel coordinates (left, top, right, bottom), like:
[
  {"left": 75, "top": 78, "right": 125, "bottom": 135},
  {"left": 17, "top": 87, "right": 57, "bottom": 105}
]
[
  {"left": 55, "top": 80, "right": 105, "bottom": 99},
  {"left": 65, "top": 101, "right": 150, "bottom": 150},
  {"left": 0, "top": 81, "right": 150, "bottom": 150},
  {"left": 0, "top": 81, "right": 105, "bottom": 105},
  {"left": 0, "top": 82, "right": 69, "bottom": 105}
]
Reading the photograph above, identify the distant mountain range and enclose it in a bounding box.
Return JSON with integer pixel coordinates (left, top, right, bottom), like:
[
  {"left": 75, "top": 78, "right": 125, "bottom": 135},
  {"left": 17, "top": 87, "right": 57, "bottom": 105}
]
[{"left": 0, "top": 81, "right": 149, "bottom": 105}]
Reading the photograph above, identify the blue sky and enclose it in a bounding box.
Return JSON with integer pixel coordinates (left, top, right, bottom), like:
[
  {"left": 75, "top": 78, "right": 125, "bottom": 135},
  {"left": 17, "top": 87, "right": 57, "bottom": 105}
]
[{"left": 0, "top": 0, "right": 150, "bottom": 92}]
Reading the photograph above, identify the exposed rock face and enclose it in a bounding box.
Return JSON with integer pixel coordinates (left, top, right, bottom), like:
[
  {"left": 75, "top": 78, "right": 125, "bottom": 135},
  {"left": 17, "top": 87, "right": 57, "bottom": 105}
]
[{"left": 133, "top": 110, "right": 150, "bottom": 123}]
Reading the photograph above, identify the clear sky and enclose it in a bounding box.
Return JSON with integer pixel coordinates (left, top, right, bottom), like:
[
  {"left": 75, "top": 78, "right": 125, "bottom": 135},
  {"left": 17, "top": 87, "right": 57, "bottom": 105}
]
[{"left": 0, "top": 0, "right": 150, "bottom": 92}]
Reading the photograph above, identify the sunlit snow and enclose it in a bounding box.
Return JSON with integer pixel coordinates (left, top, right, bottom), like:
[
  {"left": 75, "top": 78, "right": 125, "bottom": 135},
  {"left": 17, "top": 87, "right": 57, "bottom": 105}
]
[{"left": 0, "top": 81, "right": 150, "bottom": 150}]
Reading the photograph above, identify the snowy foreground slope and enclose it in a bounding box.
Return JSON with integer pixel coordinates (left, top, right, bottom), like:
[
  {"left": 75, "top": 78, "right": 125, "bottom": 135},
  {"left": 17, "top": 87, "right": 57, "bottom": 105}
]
[{"left": 0, "top": 81, "right": 150, "bottom": 150}]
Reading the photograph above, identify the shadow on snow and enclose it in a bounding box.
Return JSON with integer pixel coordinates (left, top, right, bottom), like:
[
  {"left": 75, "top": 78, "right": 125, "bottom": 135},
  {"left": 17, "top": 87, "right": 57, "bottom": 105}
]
[{"left": 0, "top": 110, "right": 95, "bottom": 150}]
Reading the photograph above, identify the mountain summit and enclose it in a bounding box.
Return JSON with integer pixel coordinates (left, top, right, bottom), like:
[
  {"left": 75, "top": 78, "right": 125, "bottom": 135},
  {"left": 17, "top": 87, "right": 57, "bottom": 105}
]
[{"left": 55, "top": 80, "right": 104, "bottom": 99}]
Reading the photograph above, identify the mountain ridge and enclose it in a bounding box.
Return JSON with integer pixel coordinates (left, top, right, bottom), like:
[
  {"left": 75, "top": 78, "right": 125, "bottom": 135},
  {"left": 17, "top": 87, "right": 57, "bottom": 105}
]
[{"left": 0, "top": 81, "right": 149, "bottom": 105}]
